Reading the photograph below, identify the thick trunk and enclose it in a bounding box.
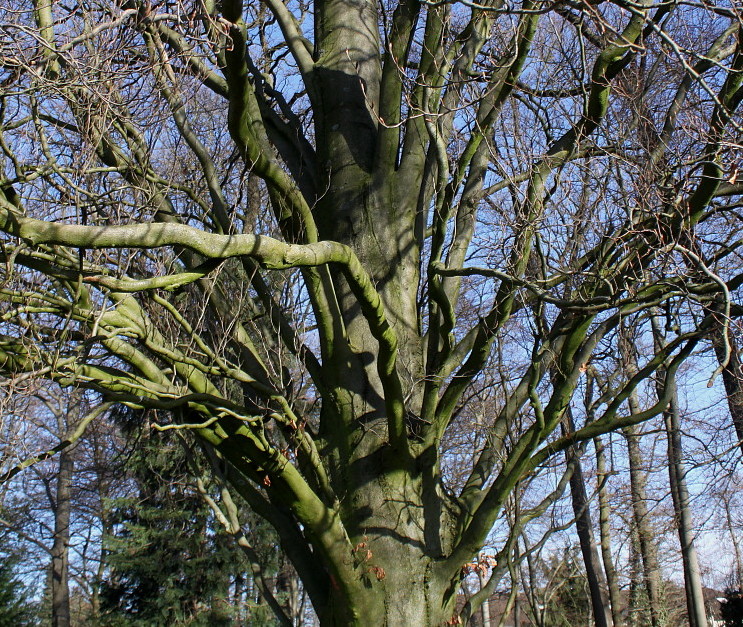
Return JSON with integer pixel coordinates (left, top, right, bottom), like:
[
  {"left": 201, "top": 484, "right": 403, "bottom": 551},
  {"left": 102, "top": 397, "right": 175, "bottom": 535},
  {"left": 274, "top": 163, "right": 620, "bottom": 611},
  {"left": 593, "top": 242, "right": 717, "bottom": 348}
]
[
  {"left": 594, "top": 436, "right": 622, "bottom": 627},
  {"left": 308, "top": 475, "right": 459, "bottom": 626},
  {"left": 319, "top": 566, "right": 456, "bottom": 626},
  {"left": 50, "top": 445, "right": 73, "bottom": 627}
]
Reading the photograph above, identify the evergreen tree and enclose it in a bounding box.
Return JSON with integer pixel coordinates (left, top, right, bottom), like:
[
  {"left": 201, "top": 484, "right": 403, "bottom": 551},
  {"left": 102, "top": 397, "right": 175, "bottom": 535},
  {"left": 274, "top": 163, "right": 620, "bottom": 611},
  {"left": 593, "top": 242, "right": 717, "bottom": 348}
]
[
  {"left": 99, "top": 428, "right": 234, "bottom": 626},
  {"left": 543, "top": 547, "right": 591, "bottom": 627},
  {"left": 722, "top": 571, "right": 743, "bottom": 627},
  {"left": 0, "top": 547, "right": 39, "bottom": 626},
  {"left": 722, "top": 590, "right": 743, "bottom": 627}
]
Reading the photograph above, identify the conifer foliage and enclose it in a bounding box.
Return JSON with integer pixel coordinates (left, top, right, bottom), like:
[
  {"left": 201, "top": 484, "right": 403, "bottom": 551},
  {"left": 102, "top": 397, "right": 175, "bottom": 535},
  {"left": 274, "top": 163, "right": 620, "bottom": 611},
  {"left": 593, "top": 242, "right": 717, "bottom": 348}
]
[{"left": 99, "top": 431, "right": 234, "bottom": 625}]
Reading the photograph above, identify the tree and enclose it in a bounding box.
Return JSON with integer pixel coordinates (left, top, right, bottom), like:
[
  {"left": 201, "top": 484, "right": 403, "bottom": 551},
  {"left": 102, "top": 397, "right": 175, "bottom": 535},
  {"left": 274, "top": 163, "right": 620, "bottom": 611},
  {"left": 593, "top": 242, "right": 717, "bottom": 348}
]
[
  {"left": 0, "top": 532, "right": 39, "bottom": 626},
  {"left": 652, "top": 315, "right": 707, "bottom": 627},
  {"left": 99, "top": 441, "right": 234, "bottom": 625},
  {"left": 1, "top": 0, "right": 743, "bottom": 624},
  {"left": 542, "top": 546, "right": 591, "bottom": 627},
  {"left": 0, "top": 384, "right": 121, "bottom": 625},
  {"left": 722, "top": 571, "right": 743, "bottom": 627}
]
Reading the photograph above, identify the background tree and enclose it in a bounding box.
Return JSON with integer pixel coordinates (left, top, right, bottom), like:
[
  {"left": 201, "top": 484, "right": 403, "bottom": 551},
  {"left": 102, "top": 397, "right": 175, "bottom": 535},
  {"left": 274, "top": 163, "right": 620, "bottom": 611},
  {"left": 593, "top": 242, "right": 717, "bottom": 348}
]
[
  {"left": 0, "top": 384, "right": 121, "bottom": 625},
  {"left": 722, "top": 570, "right": 743, "bottom": 627},
  {"left": 1, "top": 0, "right": 743, "bottom": 624},
  {"left": 0, "top": 533, "right": 40, "bottom": 626},
  {"left": 99, "top": 425, "right": 235, "bottom": 626},
  {"left": 542, "top": 546, "right": 591, "bottom": 627}
]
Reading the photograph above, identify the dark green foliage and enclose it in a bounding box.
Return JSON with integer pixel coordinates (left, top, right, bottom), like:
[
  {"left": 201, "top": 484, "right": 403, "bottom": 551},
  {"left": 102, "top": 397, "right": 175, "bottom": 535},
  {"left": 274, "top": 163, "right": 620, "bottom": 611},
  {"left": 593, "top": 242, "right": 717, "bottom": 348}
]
[
  {"left": 542, "top": 547, "right": 591, "bottom": 627},
  {"left": 0, "top": 548, "right": 39, "bottom": 626},
  {"left": 722, "top": 586, "right": 743, "bottom": 627},
  {"left": 99, "top": 429, "right": 234, "bottom": 626}
]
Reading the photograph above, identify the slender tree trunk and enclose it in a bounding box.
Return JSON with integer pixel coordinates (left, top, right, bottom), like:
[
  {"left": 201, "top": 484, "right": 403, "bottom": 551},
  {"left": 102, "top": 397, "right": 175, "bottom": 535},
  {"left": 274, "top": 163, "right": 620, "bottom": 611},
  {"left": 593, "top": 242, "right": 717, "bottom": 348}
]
[
  {"left": 513, "top": 591, "right": 521, "bottom": 627},
  {"left": 277, "top": 556, "right": 301, "bottom": 625},
  {"left": 495, "top": 546, "right": 520, "bottom": 627},
  {"left": 478, "top": 567, "right": 491, "bottom": 627},
  {"left": 594, "top": 436, "right": 623, "bottom": 626},
  {"left": 623, "top": 420, "right": 663, "bottom": 627},
  {"left": 628, "top": 525, "right": 642, "bottom": 627},
  {"left": 50, "top": 444, "right": 73, "bottom": 627},
  {"left": 651, "top": 316, "right": 707, "bottom": 627},
  {"left": 562, "top": 411, "right": 612, "bottom": 627},
  {"left": 621, "top": 327, "right": 664, "bottom": 627},
  {"left": 90, "top": 438, "right": 112, "bottom": 623},
  {"left": 90, "top": 532, "right": 105, "bottom": 620},
  {"left": 233, "top": 573, "right": 244, "bottom": 624},
  {"left": 663, "top": 396, "right": 707, "bottom": 627},
  {"left": 521, "top": 536, "right": 543, "bottom": 627}
]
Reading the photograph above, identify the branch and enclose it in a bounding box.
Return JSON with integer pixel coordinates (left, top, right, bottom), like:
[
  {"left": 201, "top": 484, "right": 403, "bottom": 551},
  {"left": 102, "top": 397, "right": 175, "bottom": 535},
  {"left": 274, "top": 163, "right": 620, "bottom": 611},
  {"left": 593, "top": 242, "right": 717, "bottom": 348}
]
[
  {"left": 0, "top": 201, "right": 409, "bottom": 458},
  {"left": 0, "top": 402, "right": 112, "bottom": 485}
]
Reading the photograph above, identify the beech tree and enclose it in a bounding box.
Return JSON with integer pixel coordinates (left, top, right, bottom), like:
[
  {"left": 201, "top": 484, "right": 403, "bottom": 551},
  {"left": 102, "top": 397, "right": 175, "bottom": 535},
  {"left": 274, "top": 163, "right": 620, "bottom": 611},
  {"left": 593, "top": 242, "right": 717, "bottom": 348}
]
[{"left": 1, "top": 0, "right": 743, "bottom": 624}]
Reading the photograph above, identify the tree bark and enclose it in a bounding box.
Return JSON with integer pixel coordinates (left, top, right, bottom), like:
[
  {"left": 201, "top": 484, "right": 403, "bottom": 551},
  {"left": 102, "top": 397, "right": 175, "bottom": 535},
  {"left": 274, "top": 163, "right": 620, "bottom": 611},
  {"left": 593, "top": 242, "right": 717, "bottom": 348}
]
[
  {"left": 628, "top": 525, "right": 642, "bottom": 627},
  {"left": 594, "top": 436, "right": 623, "bottom": 627},
  {"left": 495, "top": 546, "right": 520, "bottom": 627},
  {"left": 651, "top": 316, "right": 707, "bottom": 627},
  {"left": 623, "top": 420, "right": 663, "bottom": 627},
  {"left": 50, "top": 444, "right": 74, "bottom": 627},
  {"left": 562, "top": 410, "right": 612, "bottom": 627},
  {"left": 722, "top": 497, "right": 743, "bottom": 580},
  {"left": 663, "top": 396, "right": 707, "bottom": 627},
  {"left": 478, "top": 566, "right": 491, "bottom": 627},
  {"left": 50, "top": 390, "right": 88, "bottom": 627}
]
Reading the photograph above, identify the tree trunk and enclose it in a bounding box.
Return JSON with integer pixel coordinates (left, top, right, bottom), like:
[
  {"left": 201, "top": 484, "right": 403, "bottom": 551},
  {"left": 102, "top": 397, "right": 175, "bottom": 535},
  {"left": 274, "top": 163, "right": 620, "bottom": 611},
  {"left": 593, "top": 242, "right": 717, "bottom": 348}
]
[
  {"left": 621, "top": 327, "right": 664, "bottom": 627},
  {"left": 495, "top": 547, "right": 520, "bottom": 627},
  {"left": 651, "top": 316, "right": 707, "bottom": 627},
  {"left": 562, "top": 411, "right": 612, "bottom": 627},
  {"left": 50, "top": 390, "right": 87, "bottom": 627},
  {"left": 594, "top": 436, "right": 623, "bottom": 627},
  {"left": 276, "top": 557, "right": 301, "bottom": 626},
  {"left": 304, "top": 509, "right": 460, "bottom": 626},
  {"left": 513, "top": 591, "right": 521, "bottom": 627},
  {"left": 90, "top": 435, "right": 112, "bottom": 623},
  {"left": 521, "top": 537, "right": 544, "bottom": 627},
  {"left": 328, "top": 575, "right": 454, "bottom": 626},
  {"left": 628, "top": 525, "right": 642, "bottom": 627},
  {"left": 478, "top": 567, "right": 491, "bottom": 627},
  {"left": 663, "top": 398, "right": 707, "bottom": 627},
  {"left": 723, "top": 497, "right": 743, "bottom": 579},
  {"left": 623, "top": 421, "right": 663, "bottom": 627},
  {"left": 50, "top": 444, "right": 73, "bottom": 627}
]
